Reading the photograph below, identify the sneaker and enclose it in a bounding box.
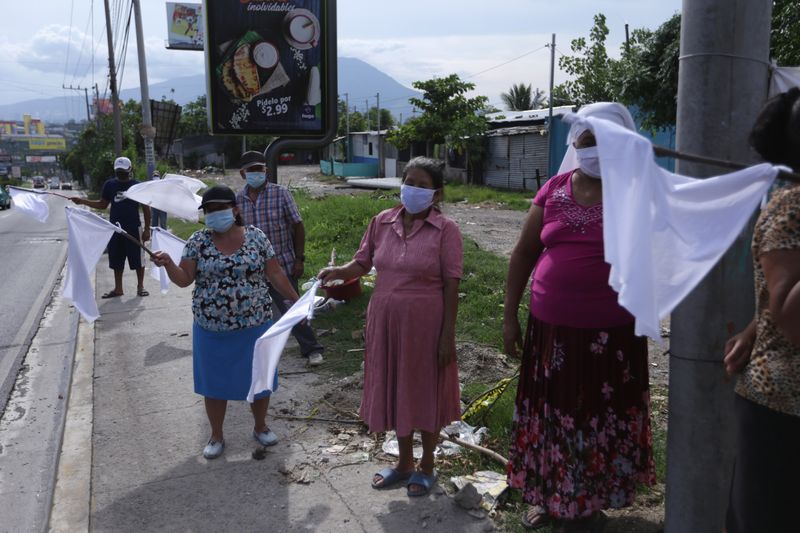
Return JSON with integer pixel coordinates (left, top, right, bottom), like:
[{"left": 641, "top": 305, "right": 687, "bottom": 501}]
[
  {"left": 203, "top": 439, "right": 224, "bottom": 459},
  {"left": 307, "top": 351, "right": 324, "bottom": 367},
  {"left": 253, "top": 428, "right": 278, "bottom": 447}
]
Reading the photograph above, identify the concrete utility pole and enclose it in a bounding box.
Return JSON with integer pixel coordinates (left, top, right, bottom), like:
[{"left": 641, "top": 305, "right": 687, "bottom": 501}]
[
  {"left": 365, "top": 99, "right": 370, "bottom": 131},
  {"left": 62, "top": 84, "right": 91, "bottom": 123},
  {"left": 666, "top": 1, "right": 773, "bottom": 532},
  {"left": 132, "top": 0, "right": 156, "bottom": 179},
  {"left": 547, "top": 33, "right": 556, "bottom": 167},
  {"left": 344, "top": 92, "right": 350, "bottom": 162},
  {"left": 376, "top": 92, "right": 383, "bottom": 177},
  {"left": 103, "top": 0, "right": 123, "bottom": 156}
]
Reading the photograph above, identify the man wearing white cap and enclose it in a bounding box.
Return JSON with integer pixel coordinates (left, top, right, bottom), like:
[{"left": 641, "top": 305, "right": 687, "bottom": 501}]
[{"left": 71, "top": 156, "right": 152, "bottom": 298}]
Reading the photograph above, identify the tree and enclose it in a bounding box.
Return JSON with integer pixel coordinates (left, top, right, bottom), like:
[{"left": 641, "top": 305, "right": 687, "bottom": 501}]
[
  {"left": 501, "top": 83, "right": 532, "bottom": 110},
  {"left": 616, "top": 14, "right": 681, "bottom": 130},
  {"left": 501, "top": 84, "right": 548, "bottom": 110},
  {"left": 177, "top": 95, "right": 209, "bottom": 137},
  {"left": 772, "top": 0, "right": 800, "bottom": 65},
  {"left": 388, "top": 74, "right": 488, "bottom": 175},
  {"left": 554, "top": 14, "right": 618, "bottom": 107}
]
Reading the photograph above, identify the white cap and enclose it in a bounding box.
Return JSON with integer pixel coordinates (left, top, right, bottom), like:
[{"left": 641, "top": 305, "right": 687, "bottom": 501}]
[{"left": 113, "top": 156, "right": 132, "bottom": 170}]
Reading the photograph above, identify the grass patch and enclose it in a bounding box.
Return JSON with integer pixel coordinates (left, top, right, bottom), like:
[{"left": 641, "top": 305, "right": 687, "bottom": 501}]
[
  {"left": 445, "top": 183, "right": 533, "bottom": 212},
  {"left": 169, "top": 219, "right": 203, "bottom": 241}
]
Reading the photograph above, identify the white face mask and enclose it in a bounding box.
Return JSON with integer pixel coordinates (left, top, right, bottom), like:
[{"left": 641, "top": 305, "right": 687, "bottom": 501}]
[{"left": 575, "top": 146, "right": 601, "bottom": 178}]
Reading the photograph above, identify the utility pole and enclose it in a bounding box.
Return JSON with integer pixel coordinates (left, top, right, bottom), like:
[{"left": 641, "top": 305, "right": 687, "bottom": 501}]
[
  {"left": 666, "top": 1, "right": 773, "bottom": 532},
  {"left": 344, "top": 92, "right": 350, "bottom": 162},
  {"left": 94, "top": 84, "right": 101, "bottom": 129},
  {"left": 365, "top": 99, "right": 370, "bottom": 131},
  {"left": 62, "top": 84, "right": 91, "bottom": 123},
  {"left": 376, "top": 92, "right": 383, "bottom": 178},
  {"left": 103, "top": 0, "right": 122, "bottom": 156},
  {"left": 132, "top": 0, "right": 156, "bottom": 179},
  {"left": 547, "top": 33, "right": 556, "bottom": 171}
]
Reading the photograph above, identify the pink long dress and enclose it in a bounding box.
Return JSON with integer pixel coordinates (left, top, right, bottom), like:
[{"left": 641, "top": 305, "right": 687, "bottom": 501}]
[{"left": 353, "top": 205, "right": 463, "bottom": 437}]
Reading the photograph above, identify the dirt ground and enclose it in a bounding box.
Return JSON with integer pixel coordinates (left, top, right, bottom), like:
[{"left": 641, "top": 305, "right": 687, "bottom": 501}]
[{"left": 195, "top": 164, "right": 668, "bottom": 532}]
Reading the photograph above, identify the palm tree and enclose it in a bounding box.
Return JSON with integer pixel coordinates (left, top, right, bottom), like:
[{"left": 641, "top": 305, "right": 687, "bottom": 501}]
[
  {"left": 531, "top": 87, "right": 547, "bottom": 109},
  {"left": 501, "top": 83, "right": 534, "bottom": 111}
]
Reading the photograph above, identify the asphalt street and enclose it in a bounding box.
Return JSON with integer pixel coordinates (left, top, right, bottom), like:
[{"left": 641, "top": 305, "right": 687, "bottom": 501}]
[{"left": 0, "top": 189, "right": 81, "bottom": 531}]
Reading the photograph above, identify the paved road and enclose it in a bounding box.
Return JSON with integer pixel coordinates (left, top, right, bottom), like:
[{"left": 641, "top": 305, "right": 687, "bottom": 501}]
[
  {"left": 0, "top": 190, "right": 76, "bottom": 415},
  {"left": 0, "top": 189, "right": 86, "bottom": 531}
]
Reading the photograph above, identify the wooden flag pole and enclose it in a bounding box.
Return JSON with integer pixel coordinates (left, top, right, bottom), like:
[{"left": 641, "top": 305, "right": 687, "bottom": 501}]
[{"left": 117, "top": 229, "right": 155, "bottom": 258}]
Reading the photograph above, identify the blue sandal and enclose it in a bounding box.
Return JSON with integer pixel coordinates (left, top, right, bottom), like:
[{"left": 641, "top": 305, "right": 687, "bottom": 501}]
[
  {"left": 372, "top": 467, "right": 413, "bottom": 490},
  {"left": 406, "top": 470, "right": 437, "bottom": 497}
]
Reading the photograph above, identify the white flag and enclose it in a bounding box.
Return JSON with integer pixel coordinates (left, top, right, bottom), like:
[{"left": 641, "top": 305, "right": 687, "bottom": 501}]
[
  {"left": 9, "top": 186, "right": 50, "bottom": 223},
  {"left": 247, "top": 281, "right": 320, "bottom": 402},
  {"left": 63, "top": 207, "right": 123, "bottom": 323},
  {"left": 162, "top": 174, "right": 206, "bottom": 194},
  {"left": 122, "top": 178, "right": 202, "bottom": 222},
  {"left": 149, "top": 227, "right": 186, "bottom": 294},
  {"left": 565, "top": 115, "right": 778, "bottom": 339}
]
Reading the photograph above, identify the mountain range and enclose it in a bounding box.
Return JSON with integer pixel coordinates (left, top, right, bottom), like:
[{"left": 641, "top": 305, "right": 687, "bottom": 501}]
[{"left": 0, "top": 57, "right": 419, "bottom": 125}]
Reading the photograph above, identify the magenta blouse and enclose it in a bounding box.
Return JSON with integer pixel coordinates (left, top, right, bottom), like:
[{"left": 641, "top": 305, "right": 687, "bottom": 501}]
[{"left": 530, "top": 171, "right": 633, "bottom": 328}]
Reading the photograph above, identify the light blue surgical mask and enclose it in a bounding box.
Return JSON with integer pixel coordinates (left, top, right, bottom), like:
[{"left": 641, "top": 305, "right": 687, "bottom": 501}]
[
  {"left": 400, "top": 184, "right": 436, "bottom": 214},
  {"left": 245, "top": 171, "right": 267, "bottom": 189},
  {"left": 205, "top": 208, "right": 235, "bottom": 233}
]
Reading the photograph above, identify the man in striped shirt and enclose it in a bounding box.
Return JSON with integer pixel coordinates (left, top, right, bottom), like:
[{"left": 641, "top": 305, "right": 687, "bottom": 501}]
[{"left": 236, "top": 151, "right": 324, "bottom": 366}]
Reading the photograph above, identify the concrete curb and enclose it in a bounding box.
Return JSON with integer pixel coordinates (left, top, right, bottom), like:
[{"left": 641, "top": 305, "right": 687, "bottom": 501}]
[{"left": 49, "top": 295, "right": 95, "bottom": 532}]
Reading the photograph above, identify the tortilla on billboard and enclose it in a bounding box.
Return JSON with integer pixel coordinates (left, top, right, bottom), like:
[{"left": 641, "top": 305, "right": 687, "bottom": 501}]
[{"left": 204, "top": 0, "right": 326, "bottom": 135}]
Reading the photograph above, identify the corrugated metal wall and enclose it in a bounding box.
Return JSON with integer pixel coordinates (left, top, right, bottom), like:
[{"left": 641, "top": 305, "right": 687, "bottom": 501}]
[{"left": 484, "top": 132, "right": 549, "bottom": 191}]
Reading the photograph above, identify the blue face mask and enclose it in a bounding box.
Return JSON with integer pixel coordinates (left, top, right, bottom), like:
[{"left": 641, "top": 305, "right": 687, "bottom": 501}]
[
  {"left": 245, "top": 171, "right": 267, "bottom": 189},
  {"left": 400, "top": 184, "right": 436, "bottom": 214},
  {"left": 205, "top": 208, "right": 235, "bottom": 233}
]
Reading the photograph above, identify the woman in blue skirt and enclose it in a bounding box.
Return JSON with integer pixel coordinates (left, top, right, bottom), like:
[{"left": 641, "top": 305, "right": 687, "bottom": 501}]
[{"left": 153, "top": 186, "right": 300, "bottom": 459}]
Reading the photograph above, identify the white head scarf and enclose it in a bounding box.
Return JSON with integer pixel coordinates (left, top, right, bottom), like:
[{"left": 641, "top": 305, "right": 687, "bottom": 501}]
[{"left": 558, "top": 102, "right": 637, "bottom": 175}]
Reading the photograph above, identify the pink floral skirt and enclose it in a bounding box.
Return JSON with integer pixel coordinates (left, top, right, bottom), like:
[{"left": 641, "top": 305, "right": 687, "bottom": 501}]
[{"left": 506, "top": 315, "right": 656, "bottom": 520}]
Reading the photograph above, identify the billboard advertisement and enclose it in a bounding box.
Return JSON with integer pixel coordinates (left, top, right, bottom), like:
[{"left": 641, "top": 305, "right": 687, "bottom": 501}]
[
  {"left": 26, "top": 155, "right": 58, "bottom": 163},
  {"left": 204, "top": 0, "right": 327, "bottom": 135},
  {"left": 28, "top": 138, "right": 66, "bottom": 151},
  {"left": 166, "top": 3, "right": 204, "bottom": 50}
]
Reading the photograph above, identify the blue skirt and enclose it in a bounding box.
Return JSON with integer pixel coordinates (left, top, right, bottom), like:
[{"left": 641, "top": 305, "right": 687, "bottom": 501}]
[{"left": 192, "top": 321, "right": 278, "bottom": 401}]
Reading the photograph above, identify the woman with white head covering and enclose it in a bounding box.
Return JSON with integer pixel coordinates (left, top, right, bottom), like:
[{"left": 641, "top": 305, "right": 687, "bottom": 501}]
[{"left": 503, "top": 103, "right": 655, "bottom": 532}]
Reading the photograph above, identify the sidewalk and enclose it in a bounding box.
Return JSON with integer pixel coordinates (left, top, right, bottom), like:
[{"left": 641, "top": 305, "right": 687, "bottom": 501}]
[{"left": 69, "top": 264, "right": 492, "bottom": 532}]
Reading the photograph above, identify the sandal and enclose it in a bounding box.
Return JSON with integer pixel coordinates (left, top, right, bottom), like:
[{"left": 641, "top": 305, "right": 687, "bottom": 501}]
[
  {"left": 521, "top": 505, "right": 550, "bottom": 530},
  {"left": 406, "top": 469, "right": 437, "bottom": 497},
  {"left": 372, "top": 467, "right": 413, "bottom": 490},
  {"left": 137, "top": 288, "right": 149, "bottom": 297},
  {"left": 101, "top": 290, "right": 122, "bottom": 299}
]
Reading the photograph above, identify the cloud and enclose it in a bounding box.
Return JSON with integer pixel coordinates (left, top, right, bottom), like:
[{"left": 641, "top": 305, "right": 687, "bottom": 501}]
[{"left": 339, "top": 33, "right": 575, "bottom": 108}]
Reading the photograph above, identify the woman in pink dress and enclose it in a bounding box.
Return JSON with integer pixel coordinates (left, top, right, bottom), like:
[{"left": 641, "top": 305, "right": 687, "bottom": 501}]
[
  {"left": 503, "top": 103, "right": 655, "bottom": 532},
  {"left": 319, "top": 157, "right": 463, "bottom": 497}
]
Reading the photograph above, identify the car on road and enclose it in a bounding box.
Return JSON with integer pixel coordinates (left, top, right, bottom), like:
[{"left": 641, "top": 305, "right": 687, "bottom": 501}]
[
  {"left": 0, "top": 186, "right": 10, "bottom": 210},
  {"left": 60, "top": 181, "right": 72, "bottom": 190},
  {"left": 32, "top": 176, "right": 45, "bottom": 188},
  {"left": 49, "top": 177, "right": 60, "bottom": 189}
]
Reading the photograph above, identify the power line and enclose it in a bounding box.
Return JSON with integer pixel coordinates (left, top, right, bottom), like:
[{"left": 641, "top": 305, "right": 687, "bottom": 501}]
[
  {"left": 465, "top": 45, "right": 548, "bottom": 79},
  {"left": 71, "top": 5, "right": 96, "bottom": 82},
  {"left": 116, "top": 1, "right": 133, "bottom": 92},
  {"left": 63, "top": 0, "right": 76, "bottom": 86}
]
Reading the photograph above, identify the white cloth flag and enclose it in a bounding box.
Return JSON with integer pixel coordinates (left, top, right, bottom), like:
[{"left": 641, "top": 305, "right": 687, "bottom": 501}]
[
  {"left": 149, "top": 227, "right": 186, "bottom": 294},
  {"left": 247, "top": 281, "right": 320, "bottom": 402},
  {"left": 162, "top": 174, "right": 206, "bottom": 194},
  {"left": 566, "top": 115, "right": 779, "bottom": 339},
  {"left": 8, "top": 186, "right": 50, "bottom": 223},
  {"left": 769, "top": 65, "right": 800, "bottom": 96},
  {"left": 122, "top": 177, "right": 202, "bottom": 222},
  {"left": 63, "top": 206, "right": 123, "bottom": 323}
]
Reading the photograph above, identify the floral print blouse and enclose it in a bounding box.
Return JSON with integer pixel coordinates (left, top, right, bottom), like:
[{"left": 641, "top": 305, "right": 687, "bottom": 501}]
[{"left": 183, "top": 226, "right": 275, "bottom": 332}]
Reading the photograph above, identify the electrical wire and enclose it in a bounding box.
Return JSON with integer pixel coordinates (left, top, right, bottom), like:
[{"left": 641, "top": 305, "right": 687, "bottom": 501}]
[
  {"left": 71, "top": 5, "right": 96, "bottom": 82},
  {"left": 116, "top": 1, "right": 133, "bottom": 93},
  {"left": 464, "top": 44, "right": 548, "bottom": 79},
  {"left": 63, "top": 0, "right": 76, "bottom": 86}
]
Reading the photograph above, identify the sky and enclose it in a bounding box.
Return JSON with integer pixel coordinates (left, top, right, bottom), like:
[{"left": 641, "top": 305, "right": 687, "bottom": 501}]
[{"left": 0, "top": 0, "right": 682, "bottom": 115}]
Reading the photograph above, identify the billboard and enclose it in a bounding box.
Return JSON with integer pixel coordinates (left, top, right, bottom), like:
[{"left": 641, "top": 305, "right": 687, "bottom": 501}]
[
  {"left": 28, "top": 138, "right": 66, "bottom": 151},
  {"left": 204, "top": 0, "right": 327, "bottom": 136},
  {"left": 26, "top": 155, "right": 58, "bottom": 163},
  {"left": 166, "top": 3, "right": 204, "bottom": 50}
]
